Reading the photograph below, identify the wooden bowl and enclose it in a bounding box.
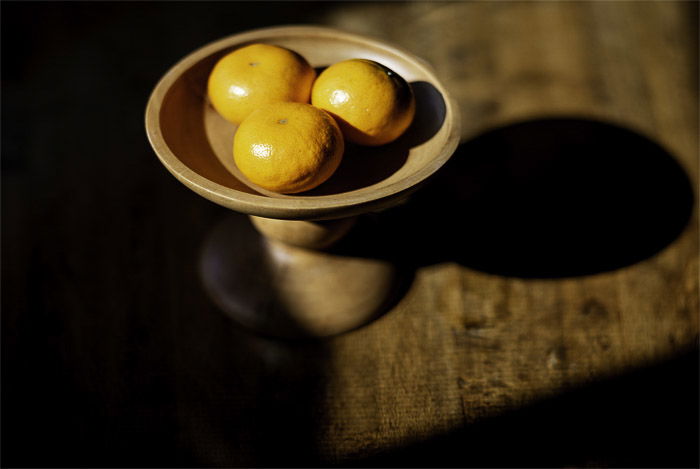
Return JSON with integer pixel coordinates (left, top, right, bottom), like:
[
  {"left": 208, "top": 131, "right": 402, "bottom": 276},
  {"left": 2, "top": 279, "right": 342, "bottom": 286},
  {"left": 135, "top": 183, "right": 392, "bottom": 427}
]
[{"left": 145, "top": 25, "right": 460, "bottom": 220}]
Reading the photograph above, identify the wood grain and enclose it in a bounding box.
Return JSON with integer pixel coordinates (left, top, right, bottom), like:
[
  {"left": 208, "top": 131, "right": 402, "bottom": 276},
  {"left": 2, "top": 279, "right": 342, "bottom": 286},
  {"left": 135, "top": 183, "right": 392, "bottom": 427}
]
[
  {"left": 316, "top": 1, "right": 698, "bottom": 463},
  {"left": 2, "top": 1, "right": 697, "bottom": 467}
]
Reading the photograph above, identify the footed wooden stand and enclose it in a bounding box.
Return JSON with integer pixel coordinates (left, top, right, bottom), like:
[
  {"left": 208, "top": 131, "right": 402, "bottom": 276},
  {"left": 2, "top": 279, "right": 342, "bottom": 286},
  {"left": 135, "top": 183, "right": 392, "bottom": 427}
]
[
  {"left": 201, "top": 215, "right": 400, "bottom": 338},
  {"left": 146, "top": 26, "right": 460, "bottom": 338}
]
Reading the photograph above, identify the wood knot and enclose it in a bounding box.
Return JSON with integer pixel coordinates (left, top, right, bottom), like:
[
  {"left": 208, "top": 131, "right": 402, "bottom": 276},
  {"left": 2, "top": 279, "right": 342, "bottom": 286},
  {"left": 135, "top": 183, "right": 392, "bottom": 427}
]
[
  {"left": 546, "top": 345, "right": 568, "bottom": 370},
  {"left": 582, "top": 299, "right": 609, "bottom": 318}
]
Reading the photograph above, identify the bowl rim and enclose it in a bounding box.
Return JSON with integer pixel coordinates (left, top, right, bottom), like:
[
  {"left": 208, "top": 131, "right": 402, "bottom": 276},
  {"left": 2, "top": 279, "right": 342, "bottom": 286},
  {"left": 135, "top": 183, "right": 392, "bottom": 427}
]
[{"left": 145, "top": 25, "right": 461, "bottom": 220}]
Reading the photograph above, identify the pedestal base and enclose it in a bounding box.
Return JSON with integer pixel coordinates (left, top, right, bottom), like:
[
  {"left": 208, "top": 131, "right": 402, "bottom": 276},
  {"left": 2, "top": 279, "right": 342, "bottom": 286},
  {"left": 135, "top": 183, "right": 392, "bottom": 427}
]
[{"left": 199, "top": 215, "right": 403, "bottom": 338}]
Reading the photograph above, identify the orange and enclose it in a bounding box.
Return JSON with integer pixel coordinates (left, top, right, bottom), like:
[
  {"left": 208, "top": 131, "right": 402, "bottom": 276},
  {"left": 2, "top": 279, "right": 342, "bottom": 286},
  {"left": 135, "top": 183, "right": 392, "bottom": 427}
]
[
  {"left": 311, "top": 59, "right": 415, "bottom": 146},
  {"left": 207, "top": 43, "right": 316, "bottom": 124},
  {"left": 233, "top": 102, "right": 344, "bottom": 194}
]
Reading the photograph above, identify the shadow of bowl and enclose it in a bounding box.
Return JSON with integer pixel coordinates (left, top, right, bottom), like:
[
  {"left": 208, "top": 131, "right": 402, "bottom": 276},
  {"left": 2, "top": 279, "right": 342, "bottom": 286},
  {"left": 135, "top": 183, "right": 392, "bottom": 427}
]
[{"left": 350, "top": 117, "right": 695, "bottom": 278}]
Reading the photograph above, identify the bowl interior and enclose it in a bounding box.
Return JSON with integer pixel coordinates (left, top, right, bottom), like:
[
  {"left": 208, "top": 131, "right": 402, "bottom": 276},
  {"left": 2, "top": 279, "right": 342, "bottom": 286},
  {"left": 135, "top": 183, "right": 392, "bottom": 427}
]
[{"left": 147, "top": 26, "right": 459, "bottom": 220}]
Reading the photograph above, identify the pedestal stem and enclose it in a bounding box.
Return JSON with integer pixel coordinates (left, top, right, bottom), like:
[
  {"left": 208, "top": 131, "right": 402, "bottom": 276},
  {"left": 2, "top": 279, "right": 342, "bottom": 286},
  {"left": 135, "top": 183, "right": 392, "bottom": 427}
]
[{"left": 249, "top": 216, "right": 357, "bottom": 250}]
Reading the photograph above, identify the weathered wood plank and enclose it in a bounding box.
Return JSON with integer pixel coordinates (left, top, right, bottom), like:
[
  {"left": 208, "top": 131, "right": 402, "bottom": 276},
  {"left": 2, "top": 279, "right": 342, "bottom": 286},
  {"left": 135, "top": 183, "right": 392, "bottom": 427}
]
[{"left": 2, "top": 1, "right": 696, "bottom": 467}]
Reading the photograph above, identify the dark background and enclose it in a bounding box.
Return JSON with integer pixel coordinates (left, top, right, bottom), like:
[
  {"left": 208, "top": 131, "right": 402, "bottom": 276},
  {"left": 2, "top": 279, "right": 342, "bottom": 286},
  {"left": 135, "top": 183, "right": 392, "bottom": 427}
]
[{"left": 2, "top": 2, "right": 698, "bottom": 468}]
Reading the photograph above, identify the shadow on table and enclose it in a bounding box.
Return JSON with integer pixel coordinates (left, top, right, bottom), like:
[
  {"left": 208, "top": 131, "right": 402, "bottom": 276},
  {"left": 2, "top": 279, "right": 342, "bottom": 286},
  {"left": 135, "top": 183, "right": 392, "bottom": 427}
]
[
  {"left": 325, "top": 117, "right": 698, "bottom": 467},
  {"left": 335, "top": 117, "right": 695, "bottom": 278},
  {"left": 336, "top": 345, "right": 699, "bottom": 468}
]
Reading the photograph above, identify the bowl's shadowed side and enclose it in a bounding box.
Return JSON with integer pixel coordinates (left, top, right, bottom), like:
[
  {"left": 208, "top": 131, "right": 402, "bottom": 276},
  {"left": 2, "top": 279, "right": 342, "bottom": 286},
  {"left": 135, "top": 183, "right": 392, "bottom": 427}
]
[{"left": 159, "top": 54, "right": 260, "bottom": 196}]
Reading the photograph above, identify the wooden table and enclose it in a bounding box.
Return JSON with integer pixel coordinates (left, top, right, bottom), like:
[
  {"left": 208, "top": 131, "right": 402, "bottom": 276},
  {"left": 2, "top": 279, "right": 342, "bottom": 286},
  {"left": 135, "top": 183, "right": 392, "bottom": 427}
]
[{"left": 3, "top": 1, "right": 697, "bottom": 467}]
